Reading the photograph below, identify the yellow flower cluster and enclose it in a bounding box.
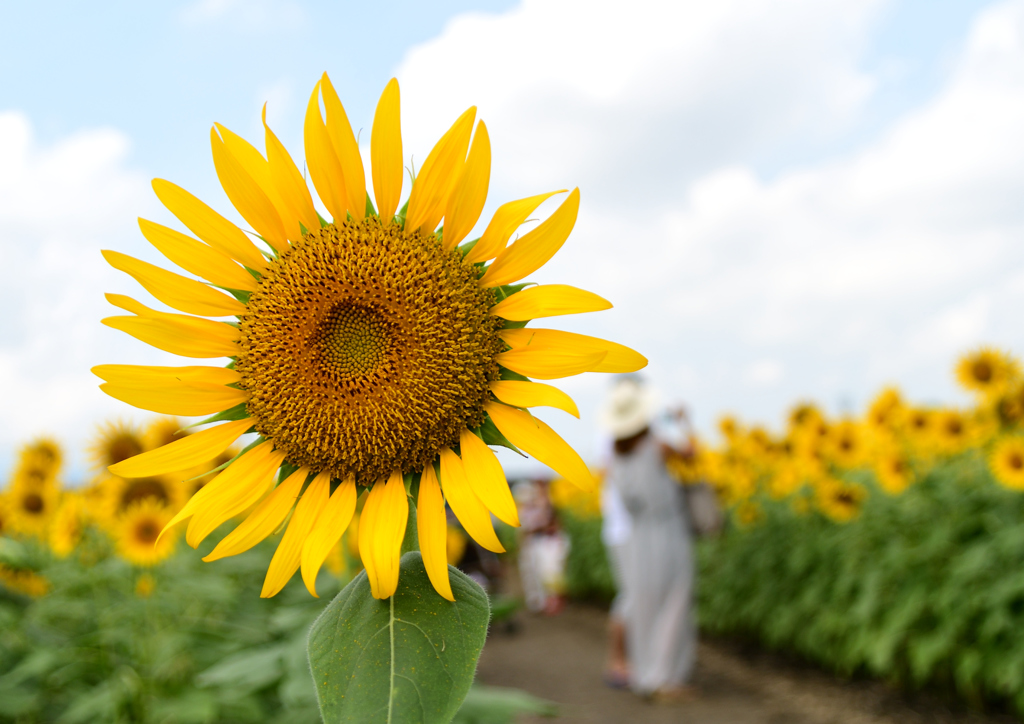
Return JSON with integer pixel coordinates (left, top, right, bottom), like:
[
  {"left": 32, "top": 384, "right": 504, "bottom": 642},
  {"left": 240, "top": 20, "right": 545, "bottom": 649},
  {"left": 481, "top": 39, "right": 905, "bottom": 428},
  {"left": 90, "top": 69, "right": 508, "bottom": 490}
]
[{"left": 682, "top": 347, "right": 1024, "bottom": 525}]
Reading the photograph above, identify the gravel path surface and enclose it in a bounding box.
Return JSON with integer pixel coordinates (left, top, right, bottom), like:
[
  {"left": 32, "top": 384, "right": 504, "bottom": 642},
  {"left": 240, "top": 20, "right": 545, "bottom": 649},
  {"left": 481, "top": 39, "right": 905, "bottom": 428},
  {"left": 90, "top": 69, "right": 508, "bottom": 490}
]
[{"left": 475, "top": 604, "right": 1018, "bottom": 724}]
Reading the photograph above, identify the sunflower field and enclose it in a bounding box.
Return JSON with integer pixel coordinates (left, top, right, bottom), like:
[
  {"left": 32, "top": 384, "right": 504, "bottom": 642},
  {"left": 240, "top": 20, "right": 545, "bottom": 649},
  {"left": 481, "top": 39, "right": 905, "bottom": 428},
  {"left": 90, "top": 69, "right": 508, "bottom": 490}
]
[{"left": 0, "top": 420, "right": 551, "bottom": 723}]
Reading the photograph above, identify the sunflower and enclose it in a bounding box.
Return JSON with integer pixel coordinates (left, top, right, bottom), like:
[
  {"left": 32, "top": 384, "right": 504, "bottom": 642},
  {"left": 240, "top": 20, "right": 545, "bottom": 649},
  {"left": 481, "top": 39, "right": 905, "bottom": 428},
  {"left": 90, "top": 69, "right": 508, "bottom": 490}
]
[
  {"left": 95, "top": 74, "right": 644, "bottom": 602},
  {"left": 767, "top": 462, "right": 803, "bottom": 499},
  {"left": 989, "top": 436, "right": 1024, "bottom": 490},
  {"left": 49, "top": 494, "right": 86, "bottom": 557},
  {"left": 16, "top": 438, "right": 62, "bottom": 481},
  {"left": 826, "top": 420, "right": 866, "bottom": 469},
  {"left": 931, "top": 409, "right": 972, "bottom": 456},
  {"left": 6, "top": 483, "right": 58, "bottom": 539},
  {"left": 787, "top": 402, "right": 823, "bottom": 433},
  {"left": 0, "top": 564, "right": 49, "bottom": 597},
  {"left": 956, "top": 347, "right": 1020, "bottom": 398},
  {"left": 89, "top": 420, "right": 145, "bottom": 472},
  {"left": 815, "top": 478, "right": 865, "bottom": 523},
  {"left": 865, "top": 387, "right": 903, "bottom": 431},
  {"left": 99, "top": 473, "right": 184, "bottom": 523},
  {"left": 901, "top": 407, "right": 934, "bottom": 455},
  {"left": 874, "top": 448, "right": 913, "bottom": 495},
  {"left": 144, "top": 417, "right": 190, "bottom": 451},
  {"left": 116, "top": 499, "right": 178, "bottom": 567}
]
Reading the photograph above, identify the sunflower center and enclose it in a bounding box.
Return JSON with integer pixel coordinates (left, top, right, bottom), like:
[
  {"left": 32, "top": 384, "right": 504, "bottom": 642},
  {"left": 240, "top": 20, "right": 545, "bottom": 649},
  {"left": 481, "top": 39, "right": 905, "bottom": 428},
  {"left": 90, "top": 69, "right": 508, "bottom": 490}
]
[
  {"left": 22, "top": 493, "right": 44, "bottom": 514},
  {"left": 237, "top": 217, "right": 503, "bottom": 484},
  {"left": 135, "top": 520, "right": 160, "bottom": 545},
  {"left": 120, "top": 479, "right": 169, "bottom": 511},
  {"left": 973, "top": 360, "right": 993, "bottom": 382},
  {"left": 108, "top": 435, "right": 144, "bottom": 466},
  {"left": 1009, "top": 453, "right": 1023, "bottom": 470}
]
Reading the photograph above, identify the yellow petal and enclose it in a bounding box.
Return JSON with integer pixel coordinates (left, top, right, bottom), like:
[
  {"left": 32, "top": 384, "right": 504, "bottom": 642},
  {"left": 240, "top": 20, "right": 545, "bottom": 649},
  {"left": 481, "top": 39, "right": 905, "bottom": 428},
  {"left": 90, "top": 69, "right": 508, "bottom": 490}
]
[
  {"left": 263, "top": 107, "right": 320, "bottom": 237},
  {"left": 495, "top": 347, "right": 606, "bottom": 380},
  {"left": 102, "top": 250, "right": 245, "bottom": 317},
  {"left": 459, "top": 429, "right": 519, "bottom": 527},
  {"left": 479, "top": 188, "right": 580, "bottom": 287},
  {"left": 102, "top": 313, "right": 240, "bottom": 359},
  {"left": 371, "top": 79, "right": 403, "bottom": 224},
  {"left": 185, "top": 443, "right": 287, "bottom": 547},
  {"left": 159, "top": 440, "right": 275, "bottom": 544},
  {"left": 105, "top": 293, "right": 153, "bottom": 316},
  {"left": 417, "top": 464, "right": 454, "bottom": 601},
  {"left": 321, "top": 73, "right": 366, "bottom": 222},
  {"left": 489, "top": 380, "right": 579, "bottom": 418},
  {"left": 301, "top": 475, "right": 357, "bottom": 597},
  {"left": 443, "top": 121, "right": 491, "bottom": 251},
  {"left": 204, "top": 467, "right": 307, "bottom": 562},
  {"left": 92, "top": 363, "right": 239, "bottom": 387},
  {"left": 304, "top": 80, "right": 349, "bottom": 224},
  {"left": 261, "top": 471, "right": 331, "bottom": 598},
  {"left": 107, "top": 418, "right": 253, "bottom": 478},
  {"left": 138, "top": 218, "right": 258, "bottom": 292},
  {"left": 358, "top": 478, "right": 385, "bottom": 598},
  {"left": 151, "top": 179, "right": 268, "bottom": 272},
  {"left": 465, "top": 191, "right": 565, "bottom": 264},
  {"left": 375, "top": 470, "right": 409, "bottom": 599},
  {"left": 491, "top": 284, "right": 611, "bottom": 321},
  {"left": 210, "top": 126, "right": 288, "bottom": 252},
  {"left": 406, "top": 106, "right": 476, "bottom": 235},
  {"left": 485, "top": 402, "right": 595, "bottom": 490},
  {"left": 500, "top": 328, "right": 648, "bottom": 374},
  {"left": 438, "top": 447, "right": 504, "bottom": 553},
  {"left": 100, "top": 380, "right": 247, "bottom": 417}
]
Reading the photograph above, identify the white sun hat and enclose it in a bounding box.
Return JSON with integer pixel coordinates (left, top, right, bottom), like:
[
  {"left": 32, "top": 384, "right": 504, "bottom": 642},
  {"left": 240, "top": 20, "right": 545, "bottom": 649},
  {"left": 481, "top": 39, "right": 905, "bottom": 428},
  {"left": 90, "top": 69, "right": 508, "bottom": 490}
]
[{"left": 598, "top": 377, "right": 657, "bottom": 440}]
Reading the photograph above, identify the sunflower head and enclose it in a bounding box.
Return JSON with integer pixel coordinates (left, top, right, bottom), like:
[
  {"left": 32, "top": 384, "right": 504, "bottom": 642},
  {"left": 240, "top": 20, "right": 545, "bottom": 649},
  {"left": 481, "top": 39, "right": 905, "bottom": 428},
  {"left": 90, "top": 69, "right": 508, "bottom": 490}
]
[
  {"left": 89, "top": 420, "right": 145, "bottom": 472},
  {"left": 989, "top": 436, "right": 1024, "bottom": 491},
  {"left": 815, "top": 478, "right": 866, "bottom": 523},
  {"left": 100, "top": 474, "right": 182, "bottom": 525},
  {"left": 49, "top": 494, "right": 87, "bottom": 558},
  {"left": 6, "top": 484, "right": 58, "bottom": 539},
  {"left": 787, "top": 402, "right": 823, "bottom": 433},
  {"left": 931, "top": 409, "right": 973, "bottom": 455},
  {"left": 874, "top": 448, "right": 913, "bottom": 495},
  {"left": 866, "top": 387, "right": 904, "bottom": 430},
  {"left": 96, "top": 74, "right": 645, "bottom": 602},
  {"left": 956, "top": 347, "right": 1020, "bottom": 397},
  {"left": 144, "top": 417, "right": 190, "bottom": 451},
  {"left": 17, "top": 438, "right": 62, "bottom": 481},
  {"left": 117, "top": 499, "right": 178, "bottom": 567},
  {"left": 826, "top": 420, "right": 866, "bottom": 469},
  {"left": 0, "top": 564, "right": 49, "bottom": 597}
]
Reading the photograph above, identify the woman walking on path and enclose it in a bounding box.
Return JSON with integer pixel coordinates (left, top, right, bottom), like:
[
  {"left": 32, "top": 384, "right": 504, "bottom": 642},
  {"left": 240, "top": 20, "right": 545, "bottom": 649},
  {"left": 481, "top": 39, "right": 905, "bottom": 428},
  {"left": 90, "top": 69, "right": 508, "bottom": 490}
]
[{"left": 600, "top": 377, "right": 698, "bottom": 701}]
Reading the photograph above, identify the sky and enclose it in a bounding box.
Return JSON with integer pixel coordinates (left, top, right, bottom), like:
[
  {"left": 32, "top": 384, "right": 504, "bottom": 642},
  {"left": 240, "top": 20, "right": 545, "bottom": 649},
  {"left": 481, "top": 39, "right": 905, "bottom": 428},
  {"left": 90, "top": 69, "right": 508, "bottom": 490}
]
[{"left": 1, "top": 0, "right": 1020, "bottom": 482}]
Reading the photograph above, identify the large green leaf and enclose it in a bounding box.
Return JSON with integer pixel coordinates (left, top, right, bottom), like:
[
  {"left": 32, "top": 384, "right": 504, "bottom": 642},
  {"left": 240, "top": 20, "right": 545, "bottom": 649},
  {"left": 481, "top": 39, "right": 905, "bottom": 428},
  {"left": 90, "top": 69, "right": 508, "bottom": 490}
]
[{"left": 308, "top": 552, "right": 489, "bottom": 724}]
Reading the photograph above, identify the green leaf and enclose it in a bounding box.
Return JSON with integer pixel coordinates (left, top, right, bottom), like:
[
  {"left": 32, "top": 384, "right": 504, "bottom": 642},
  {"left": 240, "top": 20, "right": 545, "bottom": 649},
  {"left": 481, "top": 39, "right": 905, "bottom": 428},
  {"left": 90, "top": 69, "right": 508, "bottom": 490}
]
[
  {"left": 479, "top": 416, "right": 524, "bottom": 457},
  {"left": 193, "top": 402, "right": 250, "bottom": 427},
  {"left": 307, "top": 552, "right": 490, "bottom": 724},
  {"left": 452, "top": 686, "right": 558, "bottom": 723}
]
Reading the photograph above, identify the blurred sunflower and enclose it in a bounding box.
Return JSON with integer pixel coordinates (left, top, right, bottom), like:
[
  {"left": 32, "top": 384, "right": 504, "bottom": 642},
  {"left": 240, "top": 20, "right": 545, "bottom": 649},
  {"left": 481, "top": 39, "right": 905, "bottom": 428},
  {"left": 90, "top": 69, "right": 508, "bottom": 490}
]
[
  {"left": 901, "top": 408, "right": 934, "bottom": 453},
  {"left": 49, "top": 494, "right": 86, "bottom": 557},
  {"left": 17, "top": 438, "right": 62, "bottom": 480},
  {"left": 989, "top": 436, "right": 1024, "bottom": 490},
  {"left": 866, "top": 387, "right": 903, "bottom": 431},
  {"left": 144, "top": 417, "right": 190, "bottom": 451},
  {"left": 96, "top": 74, "right": 644, "bottom": 601},
  {"left": 117, "top": 499, "right": 178, "bottom": 567},
  {"left": 956, "top": 348, "right": 1020, "bottom": 398},
  {"left": 786, "top": 402, "right": 822, "bottom": 432},
  {"left": 932, "top": 409, "right": 972, "bottom": 456},
  {"left": 874, "top": 448, "right": 913, "bottom": 495},
  {"left": 815, "top": 478, "right": 865, "bottom": 523},
  {"left": 100, "top": 474, "right": 183, "bottom": 523},
  {"left": 89, "top": 421, "right": 145, "bottom": 472},
  {"left": 827, "top": 420, "right": 866, "bottom": 469},
  {"left": 767, "top": 462, "right": 803, "bottom": 499},
  {"left": 6, "top": 484, "right": 58, "bottom": 539},
  {"left": 0, "top": 564, "right": 49, "bottom": 597}
]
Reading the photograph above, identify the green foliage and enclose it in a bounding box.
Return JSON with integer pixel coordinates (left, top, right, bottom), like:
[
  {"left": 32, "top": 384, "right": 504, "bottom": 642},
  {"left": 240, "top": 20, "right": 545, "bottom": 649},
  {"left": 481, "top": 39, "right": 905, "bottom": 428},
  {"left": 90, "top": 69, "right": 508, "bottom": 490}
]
[
  {"left": 307, "top": 552, "right": 489, "bottom": 724},
  {"left": 699, "top": 453, "right": 1024, "bottom": 713},
  {"left": 560, "top": 511, "right": 616, "bottom": 602},
  {"left": 451, "top": 686, "right": 557, "bottom": 723}
]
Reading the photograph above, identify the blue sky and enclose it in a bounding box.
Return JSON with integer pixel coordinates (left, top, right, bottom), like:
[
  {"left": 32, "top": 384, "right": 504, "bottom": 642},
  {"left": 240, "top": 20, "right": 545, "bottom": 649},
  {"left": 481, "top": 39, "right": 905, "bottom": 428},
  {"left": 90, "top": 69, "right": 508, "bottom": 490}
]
[{"left": 2, "top": 0, "right": 1021, "bottom": 481}]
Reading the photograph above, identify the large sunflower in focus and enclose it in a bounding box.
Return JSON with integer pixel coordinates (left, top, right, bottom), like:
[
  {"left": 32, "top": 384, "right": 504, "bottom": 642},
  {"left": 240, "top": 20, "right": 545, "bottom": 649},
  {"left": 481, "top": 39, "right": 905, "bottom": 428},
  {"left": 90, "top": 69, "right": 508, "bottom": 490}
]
[{"left": 96, "top": 75, "right": 645, "bottom": 601}]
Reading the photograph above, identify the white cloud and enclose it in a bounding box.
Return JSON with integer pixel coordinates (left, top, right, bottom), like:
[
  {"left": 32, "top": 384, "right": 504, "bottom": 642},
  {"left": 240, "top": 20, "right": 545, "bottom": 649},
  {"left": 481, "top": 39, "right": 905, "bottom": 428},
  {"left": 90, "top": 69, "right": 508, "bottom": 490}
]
[
  {"left": 392, "top": 0, "right": 1024, "bottom": 468},
  {"left": 0, "top": 112, "right": 154, "bottom": 482}
]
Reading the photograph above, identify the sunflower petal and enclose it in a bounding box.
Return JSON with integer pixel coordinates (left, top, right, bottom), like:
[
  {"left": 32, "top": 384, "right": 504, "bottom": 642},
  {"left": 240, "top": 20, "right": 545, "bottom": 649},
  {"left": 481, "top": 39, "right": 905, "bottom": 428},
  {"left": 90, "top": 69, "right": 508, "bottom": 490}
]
[
  {"left": 371, "top": 79, "right": 403, "bottom": 224},
  {"left": 304, "top": 80, "right": 349, "bottom": 224},
  {"left": 459, "top": 429, "right": 519, "bottom": 527},
  {"left": 465, "top": 191, "right": 566, "bottom": 264},
  {"left": 485, "top": 402, "right": 595, "bottom": 490},
  {"left": 489, "top": 380, "right": 579, "bottom": 418},
  {"left": 261, "top": 471, "right": 331, "bottom": 598},
  {"left": 495, "top": 347, "right": 606, "bottom": 380},
  {"left": 151, "top": 179, "right": 267, "bottom": 271},
  {"left": 107, "top": 418, "right": 252, "bottom": 478},
  {"left": 443, "top": 121, "right": 491, "bottom": 251},
  {"left": 406, "top": 106, "right": 476, "bottom": 234},
  {"left": 92, "top": 363, "right": 239, "bottom": 387},
  {"left": 100, "top": 381, "right": 247, "bottom": 417},
  {"left": 479, "top": 188, "right": 580, "bottom": 287},
  {"left": 102, "top": 250, "right": 245, "bottom": 317},
  {"left": 210, "top": 126, "right": 288, "bottom": 252},
  {"left": 438, "top": 447, "right": 504, "bottom": 553},
  {"left": 185, "top": 443, "right": 287, "bottom": 547},
  {"left": 320, "top": 73, "right": 366, "bottom": 222},
  {"left": 102, "top": 314, "right": 240, "bottom": 359},
  {"left": 417, "top": 464, "right": 454, "bottom": 601},
  {"left": 358, "top": 478, "right": 385, "bottom": 598},
  {"left": 375, "top": 470, "right": 409, "bottom": 599},
  {"left": 204, "top": 467, "right": 307, "bottom": 562},
  {"left": 263, "top": 107, "right": 320, "bottom": 237},
  {"left": 491, "top": 284, "right": 611, "bottom": 321},
  {"left": 138, "top": 219, "right": 258, "bottom": 292},
  {"left": 500, "top": 328, "right": 647, "bottom": 374},
  {"left": 300, "top": 475, "right": 357, "bottom": 597}
]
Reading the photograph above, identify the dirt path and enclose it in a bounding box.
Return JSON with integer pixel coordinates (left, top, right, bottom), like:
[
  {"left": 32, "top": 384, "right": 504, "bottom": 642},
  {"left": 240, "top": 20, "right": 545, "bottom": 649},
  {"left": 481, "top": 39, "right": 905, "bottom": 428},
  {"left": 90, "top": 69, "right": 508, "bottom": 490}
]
[{"left": 475, "top": 604, "right": 1018, "bottom": 724}]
